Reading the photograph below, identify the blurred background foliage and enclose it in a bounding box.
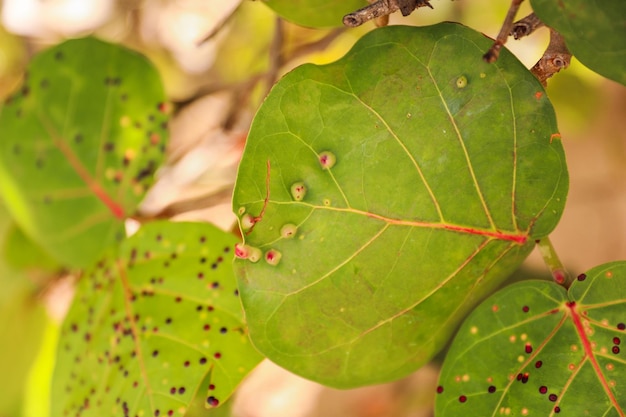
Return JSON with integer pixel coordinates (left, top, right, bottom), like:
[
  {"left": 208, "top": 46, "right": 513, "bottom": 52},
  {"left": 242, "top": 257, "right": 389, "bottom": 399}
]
[{"left": 0, "top": 1, "right": 623, "bottom": 417}]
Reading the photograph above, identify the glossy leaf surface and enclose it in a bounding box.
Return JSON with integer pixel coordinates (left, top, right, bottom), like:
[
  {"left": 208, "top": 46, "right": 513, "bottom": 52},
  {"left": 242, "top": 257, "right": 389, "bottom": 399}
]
[
  {"left": 262, "top": 0, "right": 367, "bottom": 27},
  {"left": 436, "top": 261, "right": 626, "bottom": 416},
  {"left": 0, "top": 37, "right": 169, "bottom": 267},
  {"left": 233, "top": 23, "right": 568, "bottom": 387},
  {"left": 51, "top": 221, "right": 262, "bottom": 416},
  {"left": 530, "top": 0, "right": 626, "bottom": 85}
]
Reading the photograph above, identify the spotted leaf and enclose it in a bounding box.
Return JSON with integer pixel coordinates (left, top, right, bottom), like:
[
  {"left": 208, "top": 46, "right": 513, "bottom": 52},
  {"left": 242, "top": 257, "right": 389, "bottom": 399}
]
[
  {"left": 51, "top": 221, "right": 262, "bottom": 417},
  {"left": 530, "top": 0, "right": 626, "bottom": 86},
  {"left": 436, "top": 261, "right": 626, "bottom": 416},
  {"left": 232, "top": 23, "right": 568, "bottom": 387},
  {"left": 0, "top": 37, "right": 169, "bottom": 268}
]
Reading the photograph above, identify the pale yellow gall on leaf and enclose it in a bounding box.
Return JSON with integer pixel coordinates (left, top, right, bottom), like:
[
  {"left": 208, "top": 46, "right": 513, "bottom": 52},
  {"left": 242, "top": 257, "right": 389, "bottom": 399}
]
[
  {"left": 264, "top": 249, "right": 282, "bottom": 266},
  {"left": 318, "top": 151, "right": 336, "bottom": 169},
  {"left": 290, "top": 182, "right": 307, "bottom": 201},
  {"left": 247, "top": 246, "right": 262, "bottom": 263},
  {"left": 456, "top": 75, "right": 468, "bottom": 88},
  {"left": 280, "top": 224, "right": 297, "bottom": 238},
  {"left": 240, "top": 214, "right": 255, "bottom": 230}
]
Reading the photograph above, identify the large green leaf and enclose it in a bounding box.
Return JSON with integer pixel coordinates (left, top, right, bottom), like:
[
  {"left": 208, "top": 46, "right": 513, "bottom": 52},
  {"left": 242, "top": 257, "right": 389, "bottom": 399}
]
[
  {"left": 436, "top": 261, "right": 626, "bottom": 416},
  {"left": 0, "top": 38, "right": 169, "bottom": 268},
  {"left": 530, "top": 0, "right": 626, "bottom": 86},
  {"left": 232, "top": 23, "right": 568, "bottom": 387},
  {"left": 51, "top": 221, "right": 262, "bottom": 416},
  {"left": 262, "top": 0, "right": 367, "bottom": 28}
]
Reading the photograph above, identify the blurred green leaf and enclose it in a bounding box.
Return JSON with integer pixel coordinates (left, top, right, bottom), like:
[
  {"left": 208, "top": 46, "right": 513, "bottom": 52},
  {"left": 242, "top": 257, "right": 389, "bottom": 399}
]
[
  {"left": 0, "top": 287, "right": 47, "bottom": 416},
  {"left": 232, "top": 23, "right": 568, "bottom": 387},
  {"left": 531, "top": 0, "right": 626, "bottom": 85},
  {"left": 3, "top": 223, "right": 60, "bottom": 272},
  {"left": 436, "top": 261, "right": 626, "bottom": 416},
  {"left": 0, "top": 37, "right": 169, "bottom": 268},
  {"left": 262, "top": 0, "right": 367, "bottom": 28},
  {"left": 51, "top": 221, "right": 262, "bottom": 417},
  {"left": 0, "top": 203, "right": 48, "bottom": 416}
]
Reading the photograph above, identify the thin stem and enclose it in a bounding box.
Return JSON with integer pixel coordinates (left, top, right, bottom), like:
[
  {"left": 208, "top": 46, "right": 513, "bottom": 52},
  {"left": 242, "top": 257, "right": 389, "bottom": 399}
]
[
  {"left": 535, "top": 237, "right": 571, "bottom": 288},
  {"left": 531, "top": 28, "right": 572, "bottom": 86},
  {"left": 483, "top": 0, "right": 524, "bottom": 62},
  {"left": 343, "top": 0, "right": 432, "bottom": 27},
  {"left": 511, "top": 13, "right": 544, "bottom": 39}
]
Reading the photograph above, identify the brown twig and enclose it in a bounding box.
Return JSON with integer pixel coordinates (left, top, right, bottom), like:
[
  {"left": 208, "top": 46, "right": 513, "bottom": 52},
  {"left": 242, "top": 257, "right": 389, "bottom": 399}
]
[
  {"left": 369, "top": 0, "right": 390, "bottom": 27},
  {"left": 483, "top": 0, "right": 524, "bottom": 63},
  {"left": 343, "top": 0, "right": 433, "bottom": 28},
  {"left": 531, "top": 28, "right": 572, "bottom": 86},
  {"left": 196, "top": 3, "right": 242, "bottom": 46},
  {"left": 511, "top": 12, "right": 544, "bottom": 39}
]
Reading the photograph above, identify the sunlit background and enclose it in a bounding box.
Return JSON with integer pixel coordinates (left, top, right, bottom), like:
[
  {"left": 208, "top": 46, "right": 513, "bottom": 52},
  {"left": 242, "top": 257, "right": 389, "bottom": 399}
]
[{"left": 0, "top": 1, "right": 624, "bottom": 416}]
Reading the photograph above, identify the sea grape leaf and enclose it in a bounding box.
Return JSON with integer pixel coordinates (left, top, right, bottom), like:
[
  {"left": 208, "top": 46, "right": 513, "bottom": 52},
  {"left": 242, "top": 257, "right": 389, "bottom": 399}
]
[
  {"left": 51, "top": 221, "right": 262, "bottom": 416},
  {"left": 435, "top": 261, "right": 626, "bottom": 416},
  {"left": 0, "top": 37, "right": 169, "bottom": 268},
  {"left": 530, "top": 0, "right": 626, "bottom": 86},
  {"left": 262, "top": 0, "right": 367, "bottom": 28},
  {"left": 232, "top": 23, "right": 568, "bottom": 387}
]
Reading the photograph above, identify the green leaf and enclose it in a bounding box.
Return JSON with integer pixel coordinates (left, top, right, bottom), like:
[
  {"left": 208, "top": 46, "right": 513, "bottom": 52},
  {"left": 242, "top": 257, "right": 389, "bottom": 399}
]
[
  {"left": 3, "top": 223, "right": 60, "bottom": 272},
  {"left": 0, "top": 37, "right": 169, "bottom": 268},
  {"left": 51, "top": 221, "right": 262, "bottom": 416},
  {"left": 530, "top": 0, "right": 626, "bottom": 86},
  {"left": 262, "top": 0, "right": 367, "bottom": 28},
  {"left": 232, "top": 23, "right": 568, "bottom": 387},
  {"left": 436, "top": 261, "right": 626, "bottom": 416},
  {"left": 0, "top": 203, "right": 48, "bottom": 416}
]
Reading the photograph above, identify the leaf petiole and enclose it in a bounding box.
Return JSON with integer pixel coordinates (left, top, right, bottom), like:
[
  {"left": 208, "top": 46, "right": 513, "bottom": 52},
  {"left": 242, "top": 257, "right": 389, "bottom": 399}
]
[{"left": 535, "top": 236, "right": 570, "bottom": 287}]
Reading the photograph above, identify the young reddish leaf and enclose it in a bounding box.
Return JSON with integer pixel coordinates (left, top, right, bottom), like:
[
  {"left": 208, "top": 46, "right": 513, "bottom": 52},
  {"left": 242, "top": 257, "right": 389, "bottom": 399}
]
[
  {"left": 0, "top": 38, "right": 169, "bottom": 268},
  {"left": 530, "top": 0, "right": 626, "bottom": 86},
  {"left": 436, "top": 261, "right": 626, "bottom": 416},
  {"left": 232, "top": 23, "right": 568, "bottom": 387},
  {"left": 51, "top": 222, "right": 262, "bottom": 416}
]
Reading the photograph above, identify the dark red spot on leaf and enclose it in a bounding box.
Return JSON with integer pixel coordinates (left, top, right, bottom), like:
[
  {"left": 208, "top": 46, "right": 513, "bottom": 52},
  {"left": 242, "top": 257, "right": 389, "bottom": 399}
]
[
  {"left": 178, "top": 387, "right": 185, "bottom": 394},
  {"left": 535, "top": 360, "right": 543, "bottom": 368},
  {"left": 618, "top": 323, "right": 626, "bottom": 330},
  {"left": 539, "top": 386, "right": 548, "bottom": 394},
  {"left": 549, "top": 394, "right": 558, "bottom": 402},
  {"left": 612, "top": 346, "right": 620, "bottom": 354},
  {"left": 577, "top": 273, "right": 586, "bottom": 281},
  {"left": 522, "top": 306, "right": 529, "bottom": 312},
  {"left": 207, "top": 396, "right": 219, "bottom": 407},
  {"left": 525, "top": 344, "right": 532, "bottom": 354},
  {"left": 614, "top": 337, "right": 621, "bottom": 345},
  {"left": 554, "top": 406, "right": 561, "bottom": 413},
  {"left": 436, "top": 386, "right": 444, "bottom": 394},
  {"left": 488, "top": 385, "right": 496, "bottom": 393},
  {"left": 458, "top": 395, "right": 467, "bottom": 403}
]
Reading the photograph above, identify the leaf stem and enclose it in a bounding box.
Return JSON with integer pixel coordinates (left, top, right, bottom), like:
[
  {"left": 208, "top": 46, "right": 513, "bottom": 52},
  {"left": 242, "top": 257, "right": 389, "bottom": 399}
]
[
  {"left": 483, "top": 0, "right": 524, "bottom": 62},
  {"left": 535, "top": 237, "right": 570, "bottom": 287}
]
